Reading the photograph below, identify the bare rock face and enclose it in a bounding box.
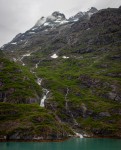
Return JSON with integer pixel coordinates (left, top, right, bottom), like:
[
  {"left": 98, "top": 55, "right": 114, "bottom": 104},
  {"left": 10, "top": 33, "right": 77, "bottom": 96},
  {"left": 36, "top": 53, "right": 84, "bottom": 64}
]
[
  {"left": 35, "top": 11, "right": 67, "bottom": 27},
  {"left": 99, "top": 112, "right": 111, "bottom": 117},
  {"left": 52, "top": 11, "right": 66, "bottom": 20}
]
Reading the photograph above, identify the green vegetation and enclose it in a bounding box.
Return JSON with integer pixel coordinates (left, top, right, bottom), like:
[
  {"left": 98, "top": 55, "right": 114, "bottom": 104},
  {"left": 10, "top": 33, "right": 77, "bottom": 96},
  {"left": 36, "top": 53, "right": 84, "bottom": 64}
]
[
  {"left": 0, "top": 103, "right": 72, "bottom": 138},
  {"left": 0, "top": 50, "right": 42, "bottom": 104},
  {"left": 33, "top": 44, "right": 121, "bottom": 136}
]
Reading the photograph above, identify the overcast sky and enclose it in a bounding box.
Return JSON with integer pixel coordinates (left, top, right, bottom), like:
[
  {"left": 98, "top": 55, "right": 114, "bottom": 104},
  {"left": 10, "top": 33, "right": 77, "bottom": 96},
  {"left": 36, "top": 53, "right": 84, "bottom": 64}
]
[{"left": 0, "top": 0, "right": 121, "bottom": 46}]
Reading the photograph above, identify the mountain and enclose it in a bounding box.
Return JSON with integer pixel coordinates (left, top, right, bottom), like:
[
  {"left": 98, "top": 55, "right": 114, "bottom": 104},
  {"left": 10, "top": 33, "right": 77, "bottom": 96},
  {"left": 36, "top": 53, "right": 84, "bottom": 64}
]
[
  {"left": 69, "top": 7, "right": 98, "bottom": 21},
  {"left": 35, "top": 11, "right": 68, "bottom": 27},
  {"left": 0, "top": 6, "right": 121, "bottom": 140},
  {"left": 1, "top": 7, "right": 98, "bottom": 54}
]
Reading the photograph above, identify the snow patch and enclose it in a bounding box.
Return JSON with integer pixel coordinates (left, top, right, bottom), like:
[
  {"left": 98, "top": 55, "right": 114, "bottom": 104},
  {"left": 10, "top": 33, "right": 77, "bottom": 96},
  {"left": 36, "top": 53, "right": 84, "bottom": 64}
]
[
  {"left": 55, "top": 20, "right": 61, "bottom": 23},
  {"left": 73, "top": 19, "right": 79, "bottom": 22},
  {"left": 11, "top": 42, "right": 17, "bottom": 45},
  {"left": 87, "top": 28, "right": 90, "bottom": 30},
  {"left": 29, "top": 32, "right": 35, "bottom": 34},
  {"left": 32, "top": 28, "right": 37, "bottom": 31},
  {"left": 51, "top": 54, "right": 58, "bottom": 59},
  {"left": 62, "top": 56, "right": 69, "bottom": 59},
  {"left": 23, "top": 53, "right": 31, "bottom": 57},
  {"left": 44, "top": 22, "right": 50, "bottom": 26},
  {"left": 60, "top": 20, "right": 69, "bottom": 24}
]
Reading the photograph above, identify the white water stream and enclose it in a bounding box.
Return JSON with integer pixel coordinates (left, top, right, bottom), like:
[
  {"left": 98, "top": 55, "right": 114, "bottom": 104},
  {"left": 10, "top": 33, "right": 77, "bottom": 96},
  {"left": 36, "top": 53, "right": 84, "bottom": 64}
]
[
  {"left": 17, "top": 51, "right": 50, "bottom": 108},
  {"left": 40, "top": 88, "right": 49, "bottom": 107},
  {"left": 35, "top": 60, "right": 41, "bottom": 69},
  {"left": 65, "top": 88, "right": 79, "bottom": 126},
  {"left": 74, "top": 132, "right": 83, "bottom": 138},
  {"left": 36, "top": 75, "right": 49, "bottom": 107}
]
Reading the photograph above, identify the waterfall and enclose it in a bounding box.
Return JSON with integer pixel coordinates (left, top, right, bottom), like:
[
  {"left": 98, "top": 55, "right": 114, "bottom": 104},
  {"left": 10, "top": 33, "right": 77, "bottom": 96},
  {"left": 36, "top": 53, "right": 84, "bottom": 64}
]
[
  {"left": 74, "top": 132, "right": 83, "bottom": 138},
  {"left": 35, "top": 76, "right": 49, "bottom": 107},
  {"left": 65, "top": 88, "right": 69, "bottom": 110},
  {"left": 50, "top": 104, "right": 62, "bottom": 123},
  {"left": 18, "top": 52, "right": 33, "bottom": 66},
  {"left": 40, "top": 88, "right": 49, "bottom": 107},
  {"left": 37, "top": 78, "right": 42, "bottom": 85},
  {"left": 65, "top": 88, "right": 78, "bottom": 126},
  {"left": 35, "top": 60, "right": 41, "bottom": 68}
]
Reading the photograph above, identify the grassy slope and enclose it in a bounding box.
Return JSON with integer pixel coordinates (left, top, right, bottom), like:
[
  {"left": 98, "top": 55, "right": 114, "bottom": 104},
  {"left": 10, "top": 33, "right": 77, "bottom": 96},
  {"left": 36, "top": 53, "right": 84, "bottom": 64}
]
[
  {"left": 0, "top": 103, "right": 72, "bottom": 139},
  {"left": 34, "top": 43, "right": 121, "bottom": 137},
  {"left": 0, "top": 51, "right": 73, "bottom": 139},
  {"left": 0, "top": 50, "right": 42, "bottom": 103}
]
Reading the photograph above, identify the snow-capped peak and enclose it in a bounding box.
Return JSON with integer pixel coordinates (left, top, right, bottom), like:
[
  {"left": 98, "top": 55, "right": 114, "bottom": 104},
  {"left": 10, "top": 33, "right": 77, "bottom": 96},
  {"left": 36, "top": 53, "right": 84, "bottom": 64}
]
[
  {"left": 69, "top": 7, "right": 98, "bottom": 21},
  {"left": 34, "top": 7, "right": 98, "bottom": 29},
  {"left": 35, "top": 11, "right": 68, "bottom": 27}
]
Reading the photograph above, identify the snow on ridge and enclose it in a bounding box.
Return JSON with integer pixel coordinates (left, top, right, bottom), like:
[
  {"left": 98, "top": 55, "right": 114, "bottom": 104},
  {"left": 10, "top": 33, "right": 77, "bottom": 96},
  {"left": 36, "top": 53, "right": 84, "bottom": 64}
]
[
  {"left": 51, "top": 54, "right": 58, "bottom": 59},
  {"left": 44, "top": 22, "right": 50, "bottom": 26},
  {"left": 32, "top": 28, "right": 37, "bottom": 31},
  {"left": 73, "top": 19, "right": 79, "bottom": 22},
  {"left": 60, "top": 20, "right": 69, "bottom": 24},
  {"left": 11, "top": 42, "right": 17, "bottom": 45},
  {"left": 29, "top": 32, "right": 35, "bottom": 34}
]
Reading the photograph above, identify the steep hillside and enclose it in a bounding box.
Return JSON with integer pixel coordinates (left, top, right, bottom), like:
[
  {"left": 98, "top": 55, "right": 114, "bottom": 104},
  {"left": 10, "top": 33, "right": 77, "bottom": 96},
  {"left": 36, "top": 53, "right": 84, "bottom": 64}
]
[
  {"left": 0, "top": 50, "right": 42, "bottom": 104},
  {"left": 0, "top": 103, "right": 73, "bottom": 141},
  {"left": 1, "top": 6, "right": 121, "bottom": 139},
  {"left": 0, "top": 51, "right": 73, "bottom": 140}
]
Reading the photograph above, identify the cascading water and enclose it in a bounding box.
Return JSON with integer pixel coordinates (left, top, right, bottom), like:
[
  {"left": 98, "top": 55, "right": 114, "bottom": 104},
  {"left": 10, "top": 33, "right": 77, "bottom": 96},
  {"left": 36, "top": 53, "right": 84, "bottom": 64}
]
[
  {"left": 65, "top": 88, "right": 78, "bottom": 126},
  {"left": 74, "top": 132, "right": 83, "bottom": 138},
  {"left": 35, "top": 76, "right": 49, "bottom": 107},
  {"left": 40, "top": 88, "right": 49, "bottom": 107},
  {"left": 35, "top": 60, "right": 41, "bottom": 69}
]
